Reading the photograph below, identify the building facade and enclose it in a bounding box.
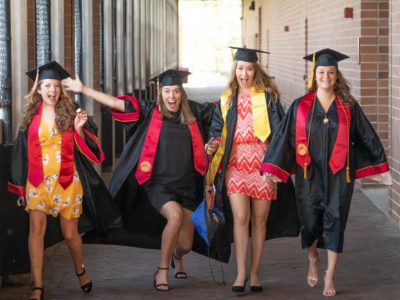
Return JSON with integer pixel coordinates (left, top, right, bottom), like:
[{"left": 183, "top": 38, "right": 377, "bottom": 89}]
[
  {"left": 6, "top": 0, "right": 179, "bottom": 169},
  {"left": 242, "top": 0, "right": 400, "bottom": 225}
]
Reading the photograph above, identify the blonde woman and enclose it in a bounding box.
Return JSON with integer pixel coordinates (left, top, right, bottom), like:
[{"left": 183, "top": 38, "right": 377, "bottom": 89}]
[
  {"left": 207, "top": 47, "right": 298, "bottom": 293},
  {"left": 62, "top": 70, "right": 214, "bottom": 291}
]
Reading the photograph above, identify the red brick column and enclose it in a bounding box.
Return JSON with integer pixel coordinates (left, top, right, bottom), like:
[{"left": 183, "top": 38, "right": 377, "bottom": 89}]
[{"left": 389, "top": 0, "right": 400, "bottom": 224}]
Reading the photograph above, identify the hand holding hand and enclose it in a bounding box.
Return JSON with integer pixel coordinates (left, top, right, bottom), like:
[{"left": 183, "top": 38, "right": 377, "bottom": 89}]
[
  {"left": 206, "top": 139, "right": 220, "bottom": 155},
  {"left": 263, "top": 172, "right": 281, "bottom": 183}
]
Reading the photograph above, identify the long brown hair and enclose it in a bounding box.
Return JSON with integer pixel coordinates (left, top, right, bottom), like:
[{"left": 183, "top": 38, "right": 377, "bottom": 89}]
[
  {"left": 225, "top": 60, "right": 280, "bottom": 106},
  {"left": 310, "top": 68, "right": 357, "bottom": 105},
  {"left": 157, "top": 85, "right": 196, "bottom": 124},
  {"left": 21, "top": 80, "right": 76, "bottom": 132}
]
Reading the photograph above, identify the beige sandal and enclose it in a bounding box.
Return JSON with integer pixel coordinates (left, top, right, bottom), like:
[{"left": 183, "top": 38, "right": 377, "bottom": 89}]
[{"left": 307, "top": 254, "right": 319, "bottom": 287}]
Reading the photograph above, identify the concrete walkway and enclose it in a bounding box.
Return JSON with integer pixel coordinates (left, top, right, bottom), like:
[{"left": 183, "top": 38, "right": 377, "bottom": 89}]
[{"left": 2, "top": 188, "right": 400, "bottom": 299}]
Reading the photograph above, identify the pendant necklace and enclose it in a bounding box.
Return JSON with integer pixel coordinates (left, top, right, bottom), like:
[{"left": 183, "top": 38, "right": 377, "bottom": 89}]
[{"left": 323, "top": 115, "right": 329, "bottom": 124}]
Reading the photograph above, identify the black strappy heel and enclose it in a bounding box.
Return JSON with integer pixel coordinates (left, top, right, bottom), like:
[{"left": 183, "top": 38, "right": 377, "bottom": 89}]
[
  {"left": 153, "top": 267, "right": 171, "bottom": 291},
  {"left": 76, "top": 264, "right": 92, "bottom": 293},
  {"left": 171, "top": 253, "right": 188, "bottom": 279},
  {"left": 29, "top": 286, "right": 44, "bottom": 300}
]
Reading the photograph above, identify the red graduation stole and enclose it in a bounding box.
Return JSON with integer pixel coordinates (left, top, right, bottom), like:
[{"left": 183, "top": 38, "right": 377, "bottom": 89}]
[
  {"left": 135, "top": 106, "right": 207, "bottom": 185},
  {"left": 28, "top": 102, "right": 74, "bottom": 189},
  {"left": 295, "top": 91, "right": 351, "bottom": 178}
]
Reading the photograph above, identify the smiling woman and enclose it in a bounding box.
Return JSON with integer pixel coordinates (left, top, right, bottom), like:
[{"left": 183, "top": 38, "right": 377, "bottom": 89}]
[
  {"left": 8, "top": 61, "right": 120, "bottom": 300},
  {"left": 62, "top": 68, "right": 215, "bottom": 291}
]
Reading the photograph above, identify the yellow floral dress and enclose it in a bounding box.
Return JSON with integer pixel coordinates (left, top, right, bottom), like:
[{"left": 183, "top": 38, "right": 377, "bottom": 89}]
[{"left": 25, "top": 119, "right": 83, "bottom": 219}]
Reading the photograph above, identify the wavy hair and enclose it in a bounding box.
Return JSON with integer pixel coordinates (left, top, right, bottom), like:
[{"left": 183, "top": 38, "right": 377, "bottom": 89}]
[
  {"left": 157, "top": 85, "right": 196, "bottom": 124},
  {"left": 225, "top": 60, "right": 280, "bottom": 106},
  {"left": 21, "top": 80, "right": 76, "bottom": 132},
  {"left": 310, "top": 68, "right": 357, "bottom": 106}
]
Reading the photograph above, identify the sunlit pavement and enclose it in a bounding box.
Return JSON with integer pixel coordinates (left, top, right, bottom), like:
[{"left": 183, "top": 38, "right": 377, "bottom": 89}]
[{"left": 2, "top": 188, "right": 400, "bottom": 299}]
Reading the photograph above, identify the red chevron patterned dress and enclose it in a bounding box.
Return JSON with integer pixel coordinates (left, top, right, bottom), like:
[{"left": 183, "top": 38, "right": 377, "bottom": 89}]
[{"left": 226, "top": 92, "right": 277, "bottom": 200}]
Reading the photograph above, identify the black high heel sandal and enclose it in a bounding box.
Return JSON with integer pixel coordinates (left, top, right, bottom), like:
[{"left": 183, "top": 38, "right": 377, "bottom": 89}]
[
  {"left": 171, "top": 253, "right": 188, "bottom": 279},
  {"left": 76, "top": 264, "right": 92, "bottom": 293},
  {"left": 29, "top": 286, "right": 44, "bottom": 300},
  {"left": 153, "top": 267, "right": 171, "bottom": 291}
]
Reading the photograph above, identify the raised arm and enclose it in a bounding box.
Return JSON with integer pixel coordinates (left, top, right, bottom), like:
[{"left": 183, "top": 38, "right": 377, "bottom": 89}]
[{"left": 62, "top": 73, "right": 125, "bottom": 112}]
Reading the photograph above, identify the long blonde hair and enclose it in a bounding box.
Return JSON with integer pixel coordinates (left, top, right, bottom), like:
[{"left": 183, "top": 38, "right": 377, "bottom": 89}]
[
  {"left": 310, "top": 68, "right": 356, "bottom": 105},
  {"left": 157, "top": 85, "right": 196, "bottom": 124},
  {"left": 225, "top": 60, "right": 280, "bottom": 105},
  {"left": 21, "top": 80, "right": 76, "bottom": 132}
]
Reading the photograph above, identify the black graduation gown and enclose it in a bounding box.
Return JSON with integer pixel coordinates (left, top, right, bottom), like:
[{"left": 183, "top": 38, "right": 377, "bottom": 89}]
[
  {"left": 208, "top": 92, "right": 300, "bottom": 248},
  {"left": 83, "top": 97, "right": 232, "bottom": 262},
  {"left": 262, "top": 94, "right": 389, "bottom": 252},
  {"left": 8, "top": 117, "right": 122, "bottom": 248}
]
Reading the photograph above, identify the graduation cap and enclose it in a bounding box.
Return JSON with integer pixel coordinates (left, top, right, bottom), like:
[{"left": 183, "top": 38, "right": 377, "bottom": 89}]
[
  {"left": 26, "top": 60, "right": 71, "bottom": 81},
  {"left": 304, "top": 48, "right": 349, "bottom": 88},
  {"left": 228, "top": 46, "right": 270, "bottom": 62},
  {"left": 151, "top": 69, "right": 191, "bottom": 87}
]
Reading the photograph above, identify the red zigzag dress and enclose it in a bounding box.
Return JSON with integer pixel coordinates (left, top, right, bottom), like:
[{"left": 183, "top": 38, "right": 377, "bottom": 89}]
[{"left": 225, "top": 92, "right": 277, "bottom": 201}]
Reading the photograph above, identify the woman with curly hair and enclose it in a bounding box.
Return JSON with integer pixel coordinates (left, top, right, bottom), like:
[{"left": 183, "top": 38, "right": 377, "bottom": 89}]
[
  {"left": 206, "top": 47, "right": 298, "bottom": 293},
  {"left": 262, "top": 48, "right": 392, "bottom": 297},
  {"left": 8, "top": 61, "right": 120, "bottom": 300}
]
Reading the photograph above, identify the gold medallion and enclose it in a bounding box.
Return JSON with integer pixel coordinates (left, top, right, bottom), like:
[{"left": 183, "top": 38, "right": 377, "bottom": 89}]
[
  {"left": 297, "top": 143, "right": 308, "bottom": 156},
  {"left": 323, "top": 116, "right": 329, "bottom": 124},
  {"left": 139, "top": 161, "right": 152, "bottom": 172}
]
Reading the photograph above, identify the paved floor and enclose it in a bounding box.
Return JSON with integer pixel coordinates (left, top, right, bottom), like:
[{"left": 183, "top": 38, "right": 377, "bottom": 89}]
[{"left": 2, "top": 188, "right": 400, "bottom": 300}]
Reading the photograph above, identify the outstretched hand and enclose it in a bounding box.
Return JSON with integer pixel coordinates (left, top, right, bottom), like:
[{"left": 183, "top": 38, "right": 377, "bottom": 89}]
[{"left": 62, "top": 73, "right": 83, "bottom": 93}]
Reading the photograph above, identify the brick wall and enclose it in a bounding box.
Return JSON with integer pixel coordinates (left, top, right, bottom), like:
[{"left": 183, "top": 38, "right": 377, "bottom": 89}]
[
  {"left": 243, "top": 1, "right": 389, "bottom": 145},
  {"left": 64, "top": 0, "right": 74, "bottom": 74},
  {"left": 389, "top": 0, "right": 400, "bottom": 224},
  {"left": 27, "top": 0, "right": 35, "bottom": 70},
  {"left": 92, "top": 0, "right": 100, "bottom": 91}
]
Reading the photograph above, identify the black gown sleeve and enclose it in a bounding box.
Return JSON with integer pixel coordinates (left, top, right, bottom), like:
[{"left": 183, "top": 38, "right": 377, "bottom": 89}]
[
  {"left": 209, "top": 100, "right": 224, "bottom": 142},
  {"left": 352, "top": 102, "right": 389, "bottom": 178},
  {"left": 8, "top": 129, "right": 28, "bottom": 198},
  {"left": 266, "top": 93, "right": 285, "bottom": 143},
  {"left": 262, "top": 100, "right": 297, "bottom": 182}
]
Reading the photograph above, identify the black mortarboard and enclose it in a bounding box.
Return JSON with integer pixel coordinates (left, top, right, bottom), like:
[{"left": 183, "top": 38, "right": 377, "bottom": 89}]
[
  {"left": 26, "top": 61, "right": 71, "bottom": 81},
  {"left": 228, "top": 46, "right": 270, "bottom": 62},
  {"left": 304, "top": 48, "right": 349, "bottom": 88},
  {"left": 151, "top": 69, "right": 191, "bottom": 87},
  {"left": 303, "top": 48, "right": 349, "bottom": 68}
]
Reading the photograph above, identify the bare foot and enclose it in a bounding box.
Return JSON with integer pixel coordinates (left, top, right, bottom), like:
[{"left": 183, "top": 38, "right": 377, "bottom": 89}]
[
  {"left": 249, "top": 274, "right": 261, "bottom": 287},
  {"left": 307, "top": 254, "right": 319, "bottom": 287},
  {"left": 323, "top": 270, "right": 336, "bottom": 296},
  {"left": 232, "top": 275, "right": 248, "bottom": 287}
]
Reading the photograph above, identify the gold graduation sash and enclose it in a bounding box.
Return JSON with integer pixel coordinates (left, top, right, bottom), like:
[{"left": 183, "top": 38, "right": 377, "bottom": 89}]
[
  {"left": 206, "top": 89, "right": 270, "bottom": 184},
  {"left": 251, "top": 87, "right": 270, "bottom": 142}
]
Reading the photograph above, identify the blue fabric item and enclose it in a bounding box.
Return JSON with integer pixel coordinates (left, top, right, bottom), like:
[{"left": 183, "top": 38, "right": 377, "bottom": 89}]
[{"left": 190, "top": 199, "right": 225, "bottom": 247}]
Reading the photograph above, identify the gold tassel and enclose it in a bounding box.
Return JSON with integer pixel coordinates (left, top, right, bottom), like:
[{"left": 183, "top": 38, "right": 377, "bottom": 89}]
[
  {"left": 304, "top": 163, "right": 307, "bottom": 179},
  {"left": 156, "top": 77, "right": 160, "bottom": 105},
  {"left": 307, "top": 53, "right": 316, "bottom": 89},
  {"left": 24, "top": 69, "right": 40, "bottom": 103},
  {"left": 346, "top": 166, "right": 351, "bottom": 183},
  {"left": 231, "top": 49, "right": 235, "bottom": 61}
]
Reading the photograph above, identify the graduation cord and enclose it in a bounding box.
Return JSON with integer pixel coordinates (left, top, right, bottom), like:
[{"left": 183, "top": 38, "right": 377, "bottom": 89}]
[
  {"left": 304, "top": 94, "right": 317, "bottom": 179},
  {"left": 207, "top": 247, "right": 226, "bottom": 285}
]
